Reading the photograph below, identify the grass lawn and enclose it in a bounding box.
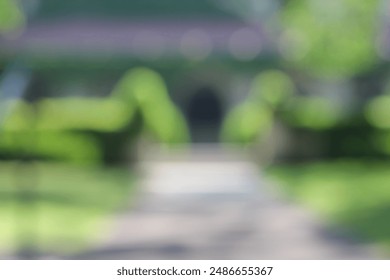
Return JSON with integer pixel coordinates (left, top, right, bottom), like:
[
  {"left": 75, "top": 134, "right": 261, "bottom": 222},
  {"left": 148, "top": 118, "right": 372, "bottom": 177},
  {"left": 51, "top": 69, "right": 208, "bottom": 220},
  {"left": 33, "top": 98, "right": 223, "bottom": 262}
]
[
  {"left": 265, "top": 160, "right": 390, "bottom": 252},
  {"left": 0, "top": 161, "right": 136, "bottom": 255}
]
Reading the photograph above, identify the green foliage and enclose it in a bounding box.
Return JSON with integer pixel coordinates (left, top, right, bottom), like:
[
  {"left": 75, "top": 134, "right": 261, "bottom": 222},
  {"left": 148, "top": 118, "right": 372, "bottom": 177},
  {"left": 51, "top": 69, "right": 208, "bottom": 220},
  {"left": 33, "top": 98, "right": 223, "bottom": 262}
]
[
  {"left": 281, "top": 0, "right": 379, "bottom": 77},
  {"left": 250, "top": 70, "right": 295, "bottom": 108},
  {"left": 111, "top": 67, "right": 189, "bottom": 145},
  {"left": 221, "top": 102, "right": 273, "bottom": 144},
  {"left": 371, "top": 131, "right": 390, "bottom": 155},
  {"left": 365, "top": 94, "right": 390, "bottom": 155},
  {"left": 37, "top": 98, "right": 134, "bottom": 132},
  {"left": 0, "top": 0, "right": 25, "bottom": 34},
  {"left": 1, "top": 100, "right": 103, "bottom": 164},
  {"left": 0, "top": 68, "right": 190, "bottom": 163},
  {"left": 0, "top": 162, "right": 134, "bottom": 253},
  {"left": 365, "top": 95, "right": 390, "bottom": 129},
  {"left": 2, "top": 98, "right": 134, "bottom": 132},
  {"left": 0, "top": 130, "right": 101, "bottom": 164},
  {"left": 284, "top": 96, "right": 342, "bottom": 130},
  {"left": 266, "top": 161, "right": 390, "bottom": 251},
  {"left": 221, "top": 70, "right": 294, "bottom": 144}
]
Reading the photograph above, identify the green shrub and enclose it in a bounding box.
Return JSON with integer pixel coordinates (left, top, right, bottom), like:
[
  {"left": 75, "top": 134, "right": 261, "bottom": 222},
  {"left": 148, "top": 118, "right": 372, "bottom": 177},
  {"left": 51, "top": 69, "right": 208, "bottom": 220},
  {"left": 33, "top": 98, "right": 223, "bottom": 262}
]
[{"left": 111, "top": 67, "right": 189, "bottom": 145}]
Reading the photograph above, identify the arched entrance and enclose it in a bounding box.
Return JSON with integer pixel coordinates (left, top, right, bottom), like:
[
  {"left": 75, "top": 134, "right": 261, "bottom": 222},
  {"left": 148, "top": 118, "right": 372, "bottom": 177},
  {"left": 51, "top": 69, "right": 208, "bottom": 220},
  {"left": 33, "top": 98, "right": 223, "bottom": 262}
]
[{"left": 186, "top": 87, "right": 223, "bottom": 143}]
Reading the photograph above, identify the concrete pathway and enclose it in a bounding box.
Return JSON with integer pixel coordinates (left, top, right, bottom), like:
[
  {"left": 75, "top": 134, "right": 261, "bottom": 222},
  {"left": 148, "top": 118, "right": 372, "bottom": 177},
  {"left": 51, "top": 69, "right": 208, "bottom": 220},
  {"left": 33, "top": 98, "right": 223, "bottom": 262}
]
[{"left": 72, "top": 145, "right": 382, "bottom": 259}]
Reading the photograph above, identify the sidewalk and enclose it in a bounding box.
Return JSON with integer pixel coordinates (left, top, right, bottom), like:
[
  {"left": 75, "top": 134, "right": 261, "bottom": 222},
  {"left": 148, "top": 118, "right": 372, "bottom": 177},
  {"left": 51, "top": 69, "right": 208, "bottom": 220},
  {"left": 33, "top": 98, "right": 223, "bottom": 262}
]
[{"left": 71, "top": 145, "right": 382, "bottom": 259}]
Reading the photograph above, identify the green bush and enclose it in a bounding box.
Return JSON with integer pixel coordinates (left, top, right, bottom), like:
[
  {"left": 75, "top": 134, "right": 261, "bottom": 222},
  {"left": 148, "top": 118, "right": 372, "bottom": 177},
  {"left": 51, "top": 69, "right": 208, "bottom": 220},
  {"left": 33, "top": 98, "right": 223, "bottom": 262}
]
[
  {"left": 0, "top": 68, "right": 190, "bottom": 163},
  {"left": 221, "top": 102, "right": 273, "bottom": 144},
  {"left": 111, "top": 67, "right": 189, "bottom": 145},
  {"left": 283, "top": 96, "right": 342, "bottom": 130},
  {"left": 221, "top": 70, "right": 293, "bottom": 144}
]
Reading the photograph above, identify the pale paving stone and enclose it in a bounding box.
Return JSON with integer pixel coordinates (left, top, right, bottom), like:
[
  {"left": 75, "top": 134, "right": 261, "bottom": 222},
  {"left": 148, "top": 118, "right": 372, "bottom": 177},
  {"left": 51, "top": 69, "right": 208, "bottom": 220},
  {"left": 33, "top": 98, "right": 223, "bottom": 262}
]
[{"left": 70, "top": 145, "right": 384, "bottom": 259}]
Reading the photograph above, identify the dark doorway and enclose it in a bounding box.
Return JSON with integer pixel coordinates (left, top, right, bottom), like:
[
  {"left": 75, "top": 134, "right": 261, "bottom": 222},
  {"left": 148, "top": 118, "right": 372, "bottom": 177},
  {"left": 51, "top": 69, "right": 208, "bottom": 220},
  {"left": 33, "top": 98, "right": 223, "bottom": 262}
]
[{"left": 186, "top": 87, "right": 223, "bottom": 142}]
